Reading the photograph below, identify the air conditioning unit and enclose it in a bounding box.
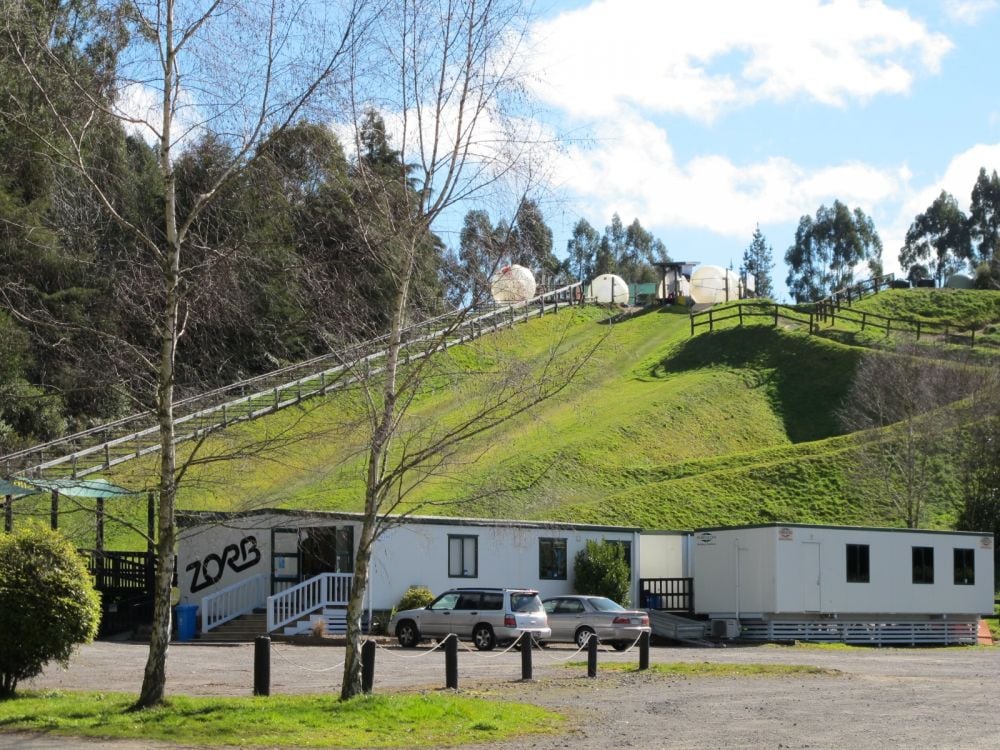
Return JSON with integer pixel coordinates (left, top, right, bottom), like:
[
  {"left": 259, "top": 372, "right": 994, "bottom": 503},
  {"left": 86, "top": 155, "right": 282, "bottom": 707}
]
[{"left": 711, "top": 619, "right": 739, "bottom": 639}]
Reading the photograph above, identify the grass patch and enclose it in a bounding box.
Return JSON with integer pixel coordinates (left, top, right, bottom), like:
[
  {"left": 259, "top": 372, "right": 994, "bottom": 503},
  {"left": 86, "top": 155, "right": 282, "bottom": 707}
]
[
  {"left": 0, "top": 691, "right": 563, "bottom": 748},
  {"left": 567, "top": 662, "right": 838, "bottom": 677}
]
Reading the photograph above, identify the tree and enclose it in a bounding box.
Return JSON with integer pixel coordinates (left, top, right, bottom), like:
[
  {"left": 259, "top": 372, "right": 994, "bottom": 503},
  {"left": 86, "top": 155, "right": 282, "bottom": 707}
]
[
  {"left": 566, "top": 218, "right": 599, "bottom": 282},
  {"left": 0, "top": 524, "right": 101, "bottom": 697},
  {"left": 785, "top": 201, "right": 882, "bottom": 302},
  {"left": 741, "top": 224, "right": 774, "bottom": 298},
  {"left": 899, "top": 191, "right": 970, "bottom": 286},
  {"left": 837, "top": 347, "right": 977, "bottom": 528},
  {"left": 573, "top": 540, "right": 631, "bottom": 605},
  {"left": 332, "top": 0, "right": 603, "bottom": 701},
  {"left": 510, "top": 198, "right": 556, "bottom": 276},
  {"left": 3, "top": 0, "right": 367, "bottom": 708},
  {"left": 969, "top": 167, "right": 1000, "bottom": 265}
]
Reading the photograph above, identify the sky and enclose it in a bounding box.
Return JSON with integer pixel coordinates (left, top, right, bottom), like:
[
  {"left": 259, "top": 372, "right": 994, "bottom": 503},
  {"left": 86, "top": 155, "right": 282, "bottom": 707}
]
[{"left": 513, "top": 0, "right": 1000, "bottom": 300}]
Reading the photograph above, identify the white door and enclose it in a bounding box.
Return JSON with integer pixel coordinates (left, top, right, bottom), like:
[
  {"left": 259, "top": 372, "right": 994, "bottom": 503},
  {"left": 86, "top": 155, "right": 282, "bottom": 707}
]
[{"left": 801, "top": 542, "right": 821, "bottom": 612}]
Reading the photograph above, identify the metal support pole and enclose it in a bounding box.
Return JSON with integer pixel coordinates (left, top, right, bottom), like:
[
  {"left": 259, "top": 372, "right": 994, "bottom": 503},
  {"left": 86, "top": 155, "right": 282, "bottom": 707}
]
[
  {"left": 253, "top": 636, "right": 271, "bottom": 696},
  {"left": 50, "top": 490, "right": 59, "bottom": 530},
  {"left": 95, "top": 497, "right": 104, "bottom": 554},
  {"left": 587, "top": 633, "right": 598, "bottom": 678},
  {"left": 520, "top": 632, "right": 533, "bottom": 680},
  {"left": 361, "top": 640, "right": 376, "bottom": 694},
  {"left": 639, "top": 631, "right": 650, "bottom": 671},
  {"left": 445, "top": 634, "right": 458, "bottom": 689},
  {"left": 4, "top": 495, "right": 12, "bottom": 533}
]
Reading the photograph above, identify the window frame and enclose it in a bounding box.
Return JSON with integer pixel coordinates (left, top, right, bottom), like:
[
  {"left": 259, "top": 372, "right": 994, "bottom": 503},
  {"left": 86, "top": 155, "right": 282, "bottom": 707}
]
[
  {"left": 538, "top": 537, "right": 568, "bottom": 580},
  {"left": 912, "top": 546, "right": 934, "bottom": 585},
  {"left": 953, "top": 547, "right": 975, "bottom": 586},
  {"left": 846, "top": 543, "right": 870, "bottom": 583},
  {"left": 447, "top": 534, "right": 478, "bottom": 578}
]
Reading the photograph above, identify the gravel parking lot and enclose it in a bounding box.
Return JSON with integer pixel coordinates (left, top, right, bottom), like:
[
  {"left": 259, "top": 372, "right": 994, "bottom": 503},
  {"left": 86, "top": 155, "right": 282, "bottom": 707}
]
[{"left": 9, "top": 639, "right": 1000, "bottom": 748}]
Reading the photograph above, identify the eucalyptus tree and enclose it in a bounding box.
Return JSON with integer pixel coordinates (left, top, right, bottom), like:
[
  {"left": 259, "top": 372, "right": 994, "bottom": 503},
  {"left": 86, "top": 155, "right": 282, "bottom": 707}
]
[
  {"left": 741, "top": 224, "right": 774, "bottom": 298},
  {"left": 899, "top": 190, "right": 970, "bottom": 286},
  {"left": 2, "top": 0, "right": 368, "bottom": 708}
]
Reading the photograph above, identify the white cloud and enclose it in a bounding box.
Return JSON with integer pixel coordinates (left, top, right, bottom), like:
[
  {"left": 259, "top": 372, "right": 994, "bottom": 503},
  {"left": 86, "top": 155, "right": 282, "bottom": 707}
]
[
  {"left": 528, "top": 0, "right": 952, "bottom": 122},
  {"left": 553, "top": 111, "right": 903, "bottom": 237},
  {"left": 944, "top": 0, "right": 997, "bottom": 24}
]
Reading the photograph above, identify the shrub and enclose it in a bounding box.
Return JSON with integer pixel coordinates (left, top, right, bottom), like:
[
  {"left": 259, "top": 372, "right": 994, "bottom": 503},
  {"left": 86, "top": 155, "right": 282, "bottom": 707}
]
[
  {"left": 573, "top": 540, "right": 631, "bottom": 606},
  {"left": 396, "top": 585, "right": 435, "bottom": 612},
  {"left": 0, "top": 524, "right": 101, "bottom": 697}
]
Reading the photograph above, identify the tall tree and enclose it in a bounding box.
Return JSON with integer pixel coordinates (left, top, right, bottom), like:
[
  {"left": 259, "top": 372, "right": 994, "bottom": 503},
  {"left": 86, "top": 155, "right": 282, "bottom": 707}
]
[
  {"left": 566, "top": 218, "right": 599, "bottom": 282},
  {"left": 969, "top": 167, "right": 1000, "bottom": 265},
  {"left": 899, "top": 191, "right": 970, "bottom": 286},
  {"left": 741, "top": 224, "right": 775, "bottom": 298},
  {"left": 510, "top": 198, "right": 556, "bottom": 277},
  {"left": 3, "top": 0, "right": 367, "bottom": 708},
  {"left": 785, "top": 201, "right": 882, "bottom": 302}
]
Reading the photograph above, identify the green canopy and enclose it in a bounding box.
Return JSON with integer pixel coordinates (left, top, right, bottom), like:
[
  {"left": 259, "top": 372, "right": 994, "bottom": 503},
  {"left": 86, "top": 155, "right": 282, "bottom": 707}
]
[
  {"left": 15, "top": 477, "right": 139, "bottom": 498},
  {"left": 0, "top": 478, "right": 38, "bottom": 499}
]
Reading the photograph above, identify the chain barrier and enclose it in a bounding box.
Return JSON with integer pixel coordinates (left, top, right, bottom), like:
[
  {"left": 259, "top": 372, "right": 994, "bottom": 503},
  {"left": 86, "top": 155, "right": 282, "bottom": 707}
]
[
  {"left": 372, "top": 637, "right": 450, "bottom": 660},
  {"left": 268, "top": 642, "right": 345, "bottom": 673}
]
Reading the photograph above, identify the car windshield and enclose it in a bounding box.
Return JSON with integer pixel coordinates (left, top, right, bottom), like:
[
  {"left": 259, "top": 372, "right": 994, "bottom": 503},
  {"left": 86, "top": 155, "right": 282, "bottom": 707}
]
[
  {"left": 589, "top": 597, "right": 625, "bottom": 612},
  {"left": 511, "top": 593, "right": 543, "bottom": 613}
]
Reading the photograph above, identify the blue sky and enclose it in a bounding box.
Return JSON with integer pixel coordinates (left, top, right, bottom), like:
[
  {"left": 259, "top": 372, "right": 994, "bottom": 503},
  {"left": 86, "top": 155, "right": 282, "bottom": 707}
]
[{"left": 513, "top": 0, "right": 1000, "bottom": 300}]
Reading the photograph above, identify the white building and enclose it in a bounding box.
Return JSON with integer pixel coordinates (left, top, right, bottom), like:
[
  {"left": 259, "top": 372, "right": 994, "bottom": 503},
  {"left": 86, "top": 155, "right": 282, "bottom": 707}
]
[
  {"left": 692, "top": 523, "right": 994, "bottom": 644},
  {"left": 177, "top": 509, "right": 642, "bottom": 635}
]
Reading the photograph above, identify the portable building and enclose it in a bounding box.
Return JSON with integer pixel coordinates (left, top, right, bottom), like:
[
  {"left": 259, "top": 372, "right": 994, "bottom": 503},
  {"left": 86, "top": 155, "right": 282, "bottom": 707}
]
[
  {"left": 177, "top": 509, "right": 642, "bottom": 635},
  {"left": 692, "top": 523, "right": 994, "bottom": 644}
]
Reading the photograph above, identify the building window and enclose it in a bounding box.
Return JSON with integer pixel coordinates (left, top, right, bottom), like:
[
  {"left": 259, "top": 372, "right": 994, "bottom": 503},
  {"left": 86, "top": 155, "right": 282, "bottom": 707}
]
[
  {"left": 912, "top": 546, "right": 934, "bottom": 584},
  {"left": 846, "top": 544, "right": 869, "bottom": 583},
  {"left": 954, "top": 548, "right": 975, "bottom": 585},
  {"left": 539, "top": 538, "right": 567, "bottom": 580},
  {"left": 448, "top": 535, "right": 478, "bottom": 578}
]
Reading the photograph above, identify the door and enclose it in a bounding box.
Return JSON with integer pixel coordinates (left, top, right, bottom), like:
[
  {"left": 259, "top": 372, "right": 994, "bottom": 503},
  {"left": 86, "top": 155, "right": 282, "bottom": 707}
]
[
  {"left": 271, "top": 528, "right": 300, "bottom": 594},
  {"left": 801, "top": 542, "right": 821, "bottom": 612},
  {"left": 421, "top": 591, "right": 461, "bottom": 637},
  {"left": 544, "top": 597, "right": 583, "bottom": 641}
]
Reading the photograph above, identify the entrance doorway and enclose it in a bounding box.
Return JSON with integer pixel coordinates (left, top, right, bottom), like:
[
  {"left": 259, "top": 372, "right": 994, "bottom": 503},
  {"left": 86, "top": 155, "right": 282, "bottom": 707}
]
[{"left": 300, "top": 526, "right": 354, "bottom": 579}]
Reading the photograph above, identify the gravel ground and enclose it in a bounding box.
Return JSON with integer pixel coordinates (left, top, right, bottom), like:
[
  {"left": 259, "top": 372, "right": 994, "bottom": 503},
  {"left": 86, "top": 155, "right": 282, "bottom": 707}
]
[{"left": 6, "top": 639, "right": 1000, "bottom": 749}]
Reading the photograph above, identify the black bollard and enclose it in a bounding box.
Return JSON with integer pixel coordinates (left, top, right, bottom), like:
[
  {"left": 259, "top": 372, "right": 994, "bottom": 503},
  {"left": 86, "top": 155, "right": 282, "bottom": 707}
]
[
  {"left": 587, "top": 632, "right": 598, "bottom": 678},
  {"left": 520, "top": 632, "right": 533, "bottom": 681},
  {"left": 253, "top": 635, "right": 271, "bottom": 696},
  {"left": 639, "top": 630, "right": 650, "bottom": 671},
  {"left": 361, "top": 640, "right": 376, "bottom": 693},
  {"left": 445, "top": 634, "right": 459, "bottom": 690}
]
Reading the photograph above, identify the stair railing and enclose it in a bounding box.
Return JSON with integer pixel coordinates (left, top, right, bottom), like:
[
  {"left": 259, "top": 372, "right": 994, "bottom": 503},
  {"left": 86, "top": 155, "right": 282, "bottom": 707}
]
[
  {"left": 266, "top": 572, "right": 356, "bottom": 633},
  {"left": 200, "top": 573, "right": 268, "bottom": 633}
]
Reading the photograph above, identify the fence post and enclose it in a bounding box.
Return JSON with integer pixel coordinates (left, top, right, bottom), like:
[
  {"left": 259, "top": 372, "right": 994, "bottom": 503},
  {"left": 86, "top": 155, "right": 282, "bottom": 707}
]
[
  {"left": 587, "top": 633, "right": 598, "bottom": 678},
  {"left": 361, "top": 640, "right": 376, "bottom": 694},
  {"left": 809, "top": 312, "right": 814, "bottom": 335},
  {"left": 773, "top": 304, "right": 778, "bottom": 328},
  {"left": 690, "top": 313, "right": 695, "bottom": 336},
  {"left": 445, "top": 634, "right": 458, "bottom": 689},
  {"left": 253, "top": 636, "right": 271, "bottom": 696},
  {"left": 520, "top": 632, "right": 533, "bottom": 681},
  {"left": 916, "top": 320, "right": 921, "bottom": 340},
  {"left": 639, "top": 630, "right": 650, "bottom": 671},
  {"left": 709, "top": 309, "right": 714, "bottom": 332},
  {"left": 971, "top": 328, "right": 976, "bottom": 347},
  {"left": 738, "top": 304, "right": 744, "bottom": 328}
]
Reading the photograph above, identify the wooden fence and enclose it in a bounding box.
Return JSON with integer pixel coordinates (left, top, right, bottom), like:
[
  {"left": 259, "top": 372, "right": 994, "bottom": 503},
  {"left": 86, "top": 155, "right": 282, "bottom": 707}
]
[{"left": 690, "top": 302, "right": 817, "bottom": 336}]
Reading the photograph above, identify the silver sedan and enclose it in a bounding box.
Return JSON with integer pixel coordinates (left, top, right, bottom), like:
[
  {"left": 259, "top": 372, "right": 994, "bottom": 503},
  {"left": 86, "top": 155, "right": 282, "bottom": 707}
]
[{"left": 542, "top": 595, "right": 650, "bottom": 651}]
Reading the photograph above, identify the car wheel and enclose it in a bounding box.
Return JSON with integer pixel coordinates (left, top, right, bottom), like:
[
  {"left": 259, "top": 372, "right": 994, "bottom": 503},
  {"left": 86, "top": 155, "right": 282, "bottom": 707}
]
[
  {"left": 612, "top": 641, "right": 629, "bottom": 652},
  {"left": 575, "top": 627, "right": 596, "bottom": 649},
  {"left": 473, "top": 624, "right": 496, "bottom": 651},
  {"left": 396, "top": 620, "right": 420, "bottom": 648}
]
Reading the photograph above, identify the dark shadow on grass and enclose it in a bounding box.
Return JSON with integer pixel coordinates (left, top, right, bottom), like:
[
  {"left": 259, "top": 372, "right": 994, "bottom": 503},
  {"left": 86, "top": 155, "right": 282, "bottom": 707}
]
[{"left": 652, "top": 327, "right": 863, "bottom": 443}]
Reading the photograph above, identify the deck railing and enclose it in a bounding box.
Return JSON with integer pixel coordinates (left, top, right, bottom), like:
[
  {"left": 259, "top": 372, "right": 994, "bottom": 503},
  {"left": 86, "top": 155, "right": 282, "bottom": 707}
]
[{"left": 266, "top": 572, "right": 357, "bottom": 633}]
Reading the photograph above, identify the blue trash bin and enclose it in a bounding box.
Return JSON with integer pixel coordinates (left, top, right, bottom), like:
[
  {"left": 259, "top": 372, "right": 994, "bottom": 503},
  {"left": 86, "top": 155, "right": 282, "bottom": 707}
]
[{"left": 175, "top": 604, "right": 198, "bottom": 642}]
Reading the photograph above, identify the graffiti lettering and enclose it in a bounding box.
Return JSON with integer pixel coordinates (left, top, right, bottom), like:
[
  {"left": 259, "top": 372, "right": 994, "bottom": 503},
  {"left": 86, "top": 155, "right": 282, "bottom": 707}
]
[{"left": 186, "top": 535, "right": 262, "bottom": 593}]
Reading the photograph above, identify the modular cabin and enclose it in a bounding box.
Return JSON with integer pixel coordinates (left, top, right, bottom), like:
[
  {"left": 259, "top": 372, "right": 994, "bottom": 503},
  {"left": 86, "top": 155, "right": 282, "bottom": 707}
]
[
  {"left": 692, "top": 523, "right": 995, "bottom": 644},
  {"left": 177, "top": 509, "right": 642, "bottom": 637}
]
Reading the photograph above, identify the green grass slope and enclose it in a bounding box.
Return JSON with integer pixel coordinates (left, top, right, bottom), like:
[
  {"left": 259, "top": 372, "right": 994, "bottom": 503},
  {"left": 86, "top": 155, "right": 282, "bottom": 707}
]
[{"left": 79, "top": 289, "right": 1000, "bottom": 547}]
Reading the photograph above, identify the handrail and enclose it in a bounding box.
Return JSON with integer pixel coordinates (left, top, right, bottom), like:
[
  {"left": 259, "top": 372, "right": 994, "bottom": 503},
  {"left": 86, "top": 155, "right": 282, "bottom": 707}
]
[
  {"left": 200, "top": 573, "right": 268, "bottom": 633},
  {"left": 4, "top": 282, "right": 583, "bottom": 480},
  {"left": 690, "top": 301, "right": 814, "bottom": 336},
  {"left": 266, "top": 572, "right": 355, "bottom": 633}
]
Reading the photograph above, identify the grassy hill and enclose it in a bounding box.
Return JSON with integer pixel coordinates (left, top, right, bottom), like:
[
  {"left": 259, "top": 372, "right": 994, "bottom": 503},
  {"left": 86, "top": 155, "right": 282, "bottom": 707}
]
[{"left": 51, "top": 289, "right": 1000, "bottom": 548}]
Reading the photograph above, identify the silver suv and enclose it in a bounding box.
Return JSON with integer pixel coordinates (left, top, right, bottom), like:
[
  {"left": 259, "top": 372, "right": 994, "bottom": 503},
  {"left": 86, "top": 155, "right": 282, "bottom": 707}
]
[{"left": 390, "top": 587, "right": 551, "bottom": 650}]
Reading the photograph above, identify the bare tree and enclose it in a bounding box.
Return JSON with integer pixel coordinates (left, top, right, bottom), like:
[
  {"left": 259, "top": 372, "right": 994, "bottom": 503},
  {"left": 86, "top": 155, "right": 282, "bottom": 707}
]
[
  {"left": 838, "top": 346, "right": 981, "bottom": 528},
  {"left": 331, "top": 0, "right": 591, "bottom": 699},
  {"left": 2, "top": 0, "right": 367, "bottom": 707}
]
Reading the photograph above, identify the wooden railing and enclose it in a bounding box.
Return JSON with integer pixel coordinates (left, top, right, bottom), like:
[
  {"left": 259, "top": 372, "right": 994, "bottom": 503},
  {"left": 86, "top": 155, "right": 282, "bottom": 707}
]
[
  {"left": 813, "top": 303, "right": 997, "bottom": 349},
  {"left": 690, "top": 301, "right": 816, "bottom": 336},
  {"left": 3, "top": 282, "right": 583, "bottom": 481},
  {"left": 639, "top": 577, "right": 694, "bottom": 614},
  {"left": 827, "top": 273, "right": 895, "bottom": 306},
  {"left": 81, "top": 549, "right": 154, "bottom": 595}
]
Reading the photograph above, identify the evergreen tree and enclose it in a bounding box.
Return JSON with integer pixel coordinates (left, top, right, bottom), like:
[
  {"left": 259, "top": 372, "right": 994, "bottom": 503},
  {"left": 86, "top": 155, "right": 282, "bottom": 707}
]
[
  {"left": 899, "top": 191, "right": 970, "bottom": 286},
  {"left": 740, "top": 224, "right": 775, "bottom": 298}
]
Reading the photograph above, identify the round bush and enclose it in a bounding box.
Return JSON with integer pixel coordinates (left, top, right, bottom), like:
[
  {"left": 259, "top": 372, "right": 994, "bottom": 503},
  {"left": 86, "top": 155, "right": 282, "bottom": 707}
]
[
  {"left": 396, "top": 585, "right": 435, "bottom": 612},
  {"left": 573, "top": 540, "right": 631, "bottom": 606},
  {"left": 0, "top": 524, "right": 101, "bottom": 697}
]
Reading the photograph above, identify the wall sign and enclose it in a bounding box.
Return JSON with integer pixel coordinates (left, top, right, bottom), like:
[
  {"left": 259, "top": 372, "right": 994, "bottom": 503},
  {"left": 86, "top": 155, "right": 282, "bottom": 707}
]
[
  {"left": 696, "top": 532, "right": 715, "bottom": 545},
  {"left": 186, "top": 535, "right": 262, "bottom": 593},
  {"left": 778, "top": 527, "right": 794, "bottom": 541}
]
